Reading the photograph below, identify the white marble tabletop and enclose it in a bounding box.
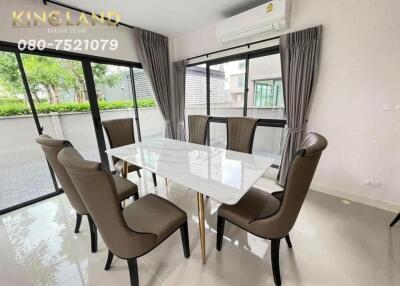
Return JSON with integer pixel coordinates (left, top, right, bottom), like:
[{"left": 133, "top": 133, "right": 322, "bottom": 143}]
[{"left": 106, "top": 138, "right": 274, "bottom": 205}]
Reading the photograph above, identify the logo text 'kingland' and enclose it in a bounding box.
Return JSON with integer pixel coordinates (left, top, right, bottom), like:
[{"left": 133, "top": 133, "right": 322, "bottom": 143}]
[{"left": 12, "top": 11, "right": 121, "bottom": 27}]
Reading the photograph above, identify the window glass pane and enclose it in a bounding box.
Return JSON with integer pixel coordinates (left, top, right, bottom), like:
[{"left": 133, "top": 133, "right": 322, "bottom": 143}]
[
  {"left": 90, "top": 63, "right": 134, "bottom": 126},
  {"left": 252, "top": 127, "right": 287, "bottom": 164},
  {"left": 132, "top": 68, "right": 164, "bottom": 140},
  {"left": 209, "top": 122, "right": 227, "bottom": 149},
  {"left": 91, "top": 63, "right": 137, "bottom": 169},
  {"left": 0, "top": 51, "right": 56, "bottom": 210},
  {"left": 185, "top": 64, "right": 207, "bottom": 114},
  {"left": 185, "top": 64, "right": 207, "bottom": 135},
  {"left": 92, "top": 64, "right": 132, "bottom": 106},
  {"left": 247, "top": 54, "right": 284, "bottom": 118},
  {"left": 210, "top": 60, "right": 245, "bottom": 115},
  {"left": 246, "top": 53, "right": 285, "bottom": 163},
  {"left": 209, "top": 59, "right": 245, "bottom": 147},
  {"left": 21, "top": 54, "right": 99, "bottom": 161}
]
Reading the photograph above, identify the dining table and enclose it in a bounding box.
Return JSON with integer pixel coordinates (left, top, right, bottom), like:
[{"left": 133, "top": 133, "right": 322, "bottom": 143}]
[{"left": 106, "top": 138, "right": 274, "bottom": 264}]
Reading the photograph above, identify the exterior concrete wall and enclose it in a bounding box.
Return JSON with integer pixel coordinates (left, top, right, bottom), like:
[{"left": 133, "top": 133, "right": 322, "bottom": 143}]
[{"left": 0, "top": 108, "right": 164, "bottom": 164}]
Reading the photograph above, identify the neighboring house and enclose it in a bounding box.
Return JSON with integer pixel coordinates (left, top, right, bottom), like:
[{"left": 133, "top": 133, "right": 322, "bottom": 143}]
[
  {"left": 52, "top": 69, "right": 155, "bottom": 103},
  {"left": 186, "top": 59, "right": 284, "bottom": 108},
  {"left": 99, "top": 69, "right": 154, "bottom": 102}
]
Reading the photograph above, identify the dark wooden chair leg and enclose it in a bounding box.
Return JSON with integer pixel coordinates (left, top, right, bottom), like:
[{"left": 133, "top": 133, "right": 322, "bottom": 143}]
[
  {"left": 390, "top": 212, "right": 400, "bottom": 227},
  {"left": 104, "top": 250, "right": 114, "bottom": 270},
  {"left": 136, "top": 170, "right": 141, "bottom": 178},
  {"left": 271, "top": 239, "right": 281, "bottom": 286},
  {"left": 285, "top": 234, "right": 292, "bottom": 248},
  {"left": 216, "top": 215, "right": 225, "bottom": 251},
  {"left": 127, "top": 258, "right": 139, "bottom": 286},
  {"left": 87, "top": 215, "right": 98, "bottom": 253},
  {"left": 180, "top": 222, "right": 190, "bottom": 258},
  {"left": 152, "top": 173, "right": 157, "bottom": 187},
  {"left": 133, "top": 193, "right": 139, "bottom": 201},
  {"left": 74, "top": 213, "right": 82, "bottom": 233}
]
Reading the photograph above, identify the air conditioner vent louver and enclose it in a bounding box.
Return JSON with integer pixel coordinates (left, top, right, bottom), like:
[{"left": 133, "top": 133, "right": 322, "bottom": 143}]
[{"left": 216, "top": 0, "right": 290, "bottom": 45}]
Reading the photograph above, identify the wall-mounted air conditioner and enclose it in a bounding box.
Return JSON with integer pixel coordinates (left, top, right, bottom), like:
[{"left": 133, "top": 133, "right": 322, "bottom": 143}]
[{"left": 216, "top": 0, "right": 290, "bottom": 45}]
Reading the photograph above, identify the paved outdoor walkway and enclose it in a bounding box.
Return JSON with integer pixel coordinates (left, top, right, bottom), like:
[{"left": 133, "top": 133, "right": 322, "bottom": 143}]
[
  {"left": 0, "top": 159, "right": 54, "bottom": 210},
  {"left": 0, "top": 149, "right": 99, "bottom": 211}
]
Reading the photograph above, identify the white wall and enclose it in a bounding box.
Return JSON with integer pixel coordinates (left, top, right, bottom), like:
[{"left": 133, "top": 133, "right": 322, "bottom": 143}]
[
  {"left": 0, "top": 0, "right": 139, "bottom": 62},
  {"left": 173, "top": 0, "right": 400, "bottom": 210}
]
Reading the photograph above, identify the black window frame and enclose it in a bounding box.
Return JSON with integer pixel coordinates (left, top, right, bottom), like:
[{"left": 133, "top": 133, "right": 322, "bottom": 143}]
[{"left": 0, "top": 40, "right": 147, "bottom": 214}]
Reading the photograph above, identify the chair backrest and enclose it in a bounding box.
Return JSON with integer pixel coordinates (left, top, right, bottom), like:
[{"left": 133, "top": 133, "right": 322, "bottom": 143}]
[
  {"left": 227, "top": 117, "right": 259, "bottom": 154},
  {"left": 188, "top": 115, "right": 209, "bottom": 145},
  {"left": 57, "top": 147, "right": 157, "bottom": 258},
  {"left": 36, "top": 135, "right": 87, "bottom": 215},
  {"left": 250, "top": 132, "right": 328, "bottom": 239},
  {"left": 102, "top": 118, "right": 135, "bottom": 164}
]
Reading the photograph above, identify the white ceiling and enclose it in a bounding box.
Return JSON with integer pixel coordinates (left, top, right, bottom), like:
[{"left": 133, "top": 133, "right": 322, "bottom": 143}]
[{"left": 53, "top": 0, "right": 269, "bottom": 37}]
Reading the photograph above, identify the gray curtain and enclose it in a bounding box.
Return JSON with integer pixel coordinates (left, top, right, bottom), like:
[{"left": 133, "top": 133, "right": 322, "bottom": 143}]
[
  {"left": 278, "top": 26, "right": 322, "bottom": 186},
  {"left": 172, "top": 60, "right": 187, "bottom": 141},
  {"left": 134, "top": 28, "right": 173, "bottom": 138}
]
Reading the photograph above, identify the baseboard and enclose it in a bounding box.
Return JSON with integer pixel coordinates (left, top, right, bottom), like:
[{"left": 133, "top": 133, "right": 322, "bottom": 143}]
[{"left": 310, "top": 183, "right": 400, "bottom": 213}]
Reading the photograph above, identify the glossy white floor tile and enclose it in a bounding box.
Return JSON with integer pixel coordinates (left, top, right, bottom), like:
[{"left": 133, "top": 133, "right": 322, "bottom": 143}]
[{"left": 0, "top": 172, "right": 399, "bottom": 286}]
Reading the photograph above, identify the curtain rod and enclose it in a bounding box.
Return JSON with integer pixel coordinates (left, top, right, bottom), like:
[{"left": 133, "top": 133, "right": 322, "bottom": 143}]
[
  {"left": 186, "top": 35, "right": 280, "bottom": 61},
  {"left": 42, "top": 0, "right": 135, "bottom": 29}
]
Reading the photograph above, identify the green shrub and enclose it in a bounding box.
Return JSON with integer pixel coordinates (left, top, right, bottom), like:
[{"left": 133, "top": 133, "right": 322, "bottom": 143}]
[
  {"left": 0, "top": 97, "right": 25, "bottom": 106},
  {"left": 0, "top": 104, "right": 30, "bottom": 116},
  {"left": 0, "top": 98, "right": 156, "bottom": 117},
  {"left": 136, "top": 98, "right": 157, "bottom": 108}
]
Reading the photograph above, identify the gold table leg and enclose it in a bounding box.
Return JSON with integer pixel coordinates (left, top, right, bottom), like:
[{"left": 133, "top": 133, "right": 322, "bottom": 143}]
[{"left": 197, "top": 192, "right": 206, "bottom": 264}]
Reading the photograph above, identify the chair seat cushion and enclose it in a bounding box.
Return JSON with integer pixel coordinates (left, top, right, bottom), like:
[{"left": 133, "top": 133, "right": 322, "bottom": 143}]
[
  {"left": 218, "top": 188, "right": 281, "bottom": 231},
  {"left": 123, "top": 194, "right": 187, "bottom": 242},
  {"left": 114, "top": 160, "right": 141, "bottom": 173},
  {"left": 112, "top": 175, "right": 138, "bottom": 201}
]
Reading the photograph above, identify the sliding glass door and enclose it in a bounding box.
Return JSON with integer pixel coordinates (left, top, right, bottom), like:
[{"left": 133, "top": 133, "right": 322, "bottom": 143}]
[
  {"left": 185, "top": 64, "right": 207, "bottom": 136},
  {"left": 132, "top": 67, "right": 164, "bottom": 141},
  {"left": 0, "top": 51, "right": 59, "bottom": 212},
  {"left": 90, "top": 63, "right": 137, "bottom": 170},
  {"left": 209, "top": 59, "right": 246, "bottom": 148},
  {"left": 21, "top": 54, "right": 100, "bottom": 162},
  {"left": 246, "top": 53, "right": 285, "bottom": 162}
]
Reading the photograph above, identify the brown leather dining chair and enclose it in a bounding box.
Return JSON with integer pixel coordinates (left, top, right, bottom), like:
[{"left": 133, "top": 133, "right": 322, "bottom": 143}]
[
  {"left": 101, "top": 118, "right": 157, "bottom": 187},
  {"left": 57, "top": 146, "right": 190, "bottom": 286},
  {"left": 188, "top": 115, "right": 209, "bottom": 145},
  {"left": 226, "top": 117, "right": 259, "bottom": 154},
  {"left": 36, "top": 135, "right": 139, "bottom": 253},
  {"left": 216, "top": 133, "right": 328, "bottom": 286}
]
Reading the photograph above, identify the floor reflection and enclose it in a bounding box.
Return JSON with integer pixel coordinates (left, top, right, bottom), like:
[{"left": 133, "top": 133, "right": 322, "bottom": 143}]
[
  {"left": 0, "top": 172, "right": 399, "bottom": 286},
  {"left": 1, "top": 198, "right": 89, "bottom": 286}
]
